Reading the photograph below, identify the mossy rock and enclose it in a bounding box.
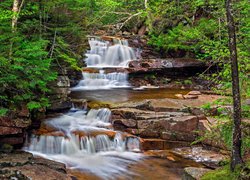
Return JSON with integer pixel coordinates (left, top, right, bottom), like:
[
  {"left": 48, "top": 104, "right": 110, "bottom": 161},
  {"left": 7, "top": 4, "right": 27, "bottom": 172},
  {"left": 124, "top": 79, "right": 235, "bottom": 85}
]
[
  {"left": 88, "top": 101, "right": 111, "bottom": 109},
  {"left": 0, "top": 144, "right": 13, "bottom": 153}
]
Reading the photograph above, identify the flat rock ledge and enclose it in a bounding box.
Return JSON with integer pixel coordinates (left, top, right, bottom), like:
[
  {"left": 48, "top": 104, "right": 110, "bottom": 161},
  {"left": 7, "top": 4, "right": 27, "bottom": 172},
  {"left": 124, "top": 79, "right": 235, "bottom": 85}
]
[{"left": 0, "top": 151, "right": 71, "bottom": 180}]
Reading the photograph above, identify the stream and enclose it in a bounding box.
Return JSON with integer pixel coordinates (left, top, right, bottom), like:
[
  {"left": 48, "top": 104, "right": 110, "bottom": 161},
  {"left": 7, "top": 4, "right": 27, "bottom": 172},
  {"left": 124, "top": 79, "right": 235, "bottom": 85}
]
[{"left": 23, "top": 37, "right": 214, "bottom": 179}]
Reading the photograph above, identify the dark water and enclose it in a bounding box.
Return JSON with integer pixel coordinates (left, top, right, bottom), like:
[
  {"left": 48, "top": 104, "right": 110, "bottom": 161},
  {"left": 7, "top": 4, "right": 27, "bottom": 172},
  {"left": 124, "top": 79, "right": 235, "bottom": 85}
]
[{"left": 71, "top": 88, "right": 190, "bottom": 103}]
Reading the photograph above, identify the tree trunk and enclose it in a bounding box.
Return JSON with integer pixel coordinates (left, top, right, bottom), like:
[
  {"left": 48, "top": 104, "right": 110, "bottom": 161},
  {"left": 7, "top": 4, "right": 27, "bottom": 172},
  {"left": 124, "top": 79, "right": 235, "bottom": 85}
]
[
  {"left": 12, "top": 0, "right": 19, "bottom": 30},
  {"left": 225, "top": 0, "right": 243, "bottom": 171}
]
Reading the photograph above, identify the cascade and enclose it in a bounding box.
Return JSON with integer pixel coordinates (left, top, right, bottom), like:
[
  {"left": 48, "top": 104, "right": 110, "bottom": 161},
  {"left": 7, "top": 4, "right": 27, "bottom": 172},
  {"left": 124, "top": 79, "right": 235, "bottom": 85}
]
[
  {"left": 24, "top": 107, "right": 142, "bottom": 178},
  {"left": 85, "top": 38, "right": 137, "bottom": 67},
  {"left": 72, "top": 37, "right": 140, "bottom": 90},
  {"left": 72, "top": 70, "right": 130, "bottom": 90}
]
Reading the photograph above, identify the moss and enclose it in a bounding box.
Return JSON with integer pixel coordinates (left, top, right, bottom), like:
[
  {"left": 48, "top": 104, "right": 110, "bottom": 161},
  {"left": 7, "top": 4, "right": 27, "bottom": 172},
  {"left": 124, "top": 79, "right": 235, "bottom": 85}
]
[{"left": 201, "top": 161, "right": 250, "bottom": 180}]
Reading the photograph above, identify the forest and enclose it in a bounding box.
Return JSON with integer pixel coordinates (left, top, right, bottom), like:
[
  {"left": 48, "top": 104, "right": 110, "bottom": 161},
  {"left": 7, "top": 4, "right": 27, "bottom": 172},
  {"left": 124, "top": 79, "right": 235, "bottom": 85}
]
[{"left": 0, "top": 0, "right": 249, "bottom": 179}]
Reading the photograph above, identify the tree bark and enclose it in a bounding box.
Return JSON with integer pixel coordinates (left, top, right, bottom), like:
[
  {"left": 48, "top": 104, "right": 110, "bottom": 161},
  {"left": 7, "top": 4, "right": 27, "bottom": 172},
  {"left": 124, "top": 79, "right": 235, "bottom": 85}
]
[
  {"left": 12, "top": 0, "right": 19, "bottom": 30},
  {"left": 225, "top": 0, "right": 243, "bottom": 171}
]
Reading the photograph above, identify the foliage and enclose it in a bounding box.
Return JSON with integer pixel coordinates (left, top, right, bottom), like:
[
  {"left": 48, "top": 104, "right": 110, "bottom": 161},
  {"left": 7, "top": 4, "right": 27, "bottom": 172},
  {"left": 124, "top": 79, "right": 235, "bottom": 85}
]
[
  {"left": 201, "top": 162, "right": 250, "bottom": 180},
  {"left": 0, "top": 0, "right": 86, "bottom": 111},
  {"left": 147, "top": 0, "right": 250, "bottom": 99}
]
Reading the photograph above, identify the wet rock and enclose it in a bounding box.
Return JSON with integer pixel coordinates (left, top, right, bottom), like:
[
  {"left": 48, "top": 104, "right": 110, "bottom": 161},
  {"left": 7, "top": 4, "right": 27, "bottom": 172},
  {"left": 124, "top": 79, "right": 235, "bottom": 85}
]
[
  {"left": 183, "top": 95, "right": 199, "bottom": 99},
  {"left": 187, "top": 91, "right": 202, "bottom": 96},
  {"left": 141, "top": 139, "right": 166, "bottom": 150},
  {"left": 173, "top": 147, "right": 228, "bottom": 168},
  {"left": 71, "top": 99, "right": 87, "bottom": 109},
  {"left": 183, "top": 167, "right": 211, "bottom": 180},
  {"left": 175, "top": 94, "right": 185, "bottom": 99}
]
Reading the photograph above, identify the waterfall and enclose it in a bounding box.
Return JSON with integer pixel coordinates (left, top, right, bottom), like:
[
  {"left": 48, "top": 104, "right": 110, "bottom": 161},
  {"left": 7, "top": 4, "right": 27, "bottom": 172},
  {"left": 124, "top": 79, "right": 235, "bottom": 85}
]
[
  {"left": 72, "top": 37, "right": 140, "bottom": 91},
  {"left": 85, "top": 38, "right": 136, "bottom": 68},
  {"left": 24, "top": 108, "right": 142, "bottom": 179},
  {"left": 72, "top": 70, "right": 130, "bottom": 90}
]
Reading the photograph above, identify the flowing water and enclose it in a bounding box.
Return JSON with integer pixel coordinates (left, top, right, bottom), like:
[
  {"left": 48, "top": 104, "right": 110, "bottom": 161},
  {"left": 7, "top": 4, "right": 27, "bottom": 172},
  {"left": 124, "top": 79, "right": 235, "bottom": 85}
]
[
  {"left": 24, "top": 36, "right": 206, "bottom": 179},
  {"left": 24, "top": 108, "right": 142, "bottom": 179},
  {"left": 85, "top": 37, "right": 137, "bottom": 68},
  {"left": 72, "top": 37, "right": 139, "bottom": 91}
]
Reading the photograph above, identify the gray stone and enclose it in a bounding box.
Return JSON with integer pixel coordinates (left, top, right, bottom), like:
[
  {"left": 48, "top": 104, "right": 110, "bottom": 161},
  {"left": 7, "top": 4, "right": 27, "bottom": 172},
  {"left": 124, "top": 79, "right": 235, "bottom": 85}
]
[{"left": 182, "top": 167, "right": 211, "bottom": 180}]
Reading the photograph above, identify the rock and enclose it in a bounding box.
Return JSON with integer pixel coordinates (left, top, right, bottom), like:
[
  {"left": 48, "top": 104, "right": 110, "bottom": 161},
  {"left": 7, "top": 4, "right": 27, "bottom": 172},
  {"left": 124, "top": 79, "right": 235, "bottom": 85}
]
[
  {"left": 245, "top": 99, "right": 250, "bottom": 105},
  {"left": 128, "top": 58, "right": 206, "bottom": 77},
  {"left": 0, "top": 144, "right": 13, "bottom": 153},
  {"left": 187, "top": 91, "right": 202, "bottom": 96},
  {"left": 0, "top": 137, "right": 24, "bottom": 145},
  {"left": 175, "top": 94, "right": 184, "bottom": 99},
  {"left": 138, "top": 128, "right": 160, "bottom": 138},
  {"left": 183, "top": 95, "right": 199, "bottom": 99},
  {"left": 0, "top": 127, "right": 22, "bottom": 135},
  {"left": 169, "top": 116, "right": 198, "bottom": 133},
  {"left": 56, "top": 76, "right": 70, "bottom": 87},
  {"left": 182, "top": 167, "right": 211, "bottom": 180},
  {"left": 0, "top": 117, "right": 31, "bottom": 128},
  {"left": 137, "top": 120, "right": 160, "bottom": 129},
  {"left": 71, "top": 99, "right": 87, "bottom": 109},
  {"left": 173, "top": 147, "right": 228, "bottom": 168},
  {"left": 141, "top": 139, "right": 166, "bottom": 150},
  {"left": 138, "top": 25, "right": 147, "bottom": 36},
  {"left": 198, "top": 120, "right": 211, "bottom": 136},
  {"left": 18, "top": 105, "right": 29, "bottom": 117},
  {"left": 113, "top": 119, "right": 137, "bottom": 128},
  {"left": 191, "top": 108, "right": 204, "bottom": 116},
  {"left": 0, "top": 151, "right": 71, "bottom": 180},
  {"left": 161, "top": 131, "right": 197, "bottom": 142}
]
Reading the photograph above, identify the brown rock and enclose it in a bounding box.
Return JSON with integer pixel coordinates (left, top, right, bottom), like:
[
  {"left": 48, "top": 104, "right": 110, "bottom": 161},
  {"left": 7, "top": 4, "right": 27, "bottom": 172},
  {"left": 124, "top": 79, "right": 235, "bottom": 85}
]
[
  {"left": 0, "top": 117, "right": 31, "bottom": 128},
  {"left": 113, "top": 119, "right": 137, "bottom": 128},
  {"left": 138, "top": 129, "right": 160, "bottom": 138},
  {"left": 183, "top": 95, "right": 199, "bottom": 99},
  {"left": 0, "top": 137, "right": 24, "bottom": 145},
  {"left": 0, "top": 127, "right": 22, "bottom": 135},
  {"left": 18, "top": 105, "right": 30, "bottom": 117},
  {"left": 138, "top": 25, "right": 147, "bottom": 36},
  {"left": 141, "top": 139, "right": 166, "bottom": 150},
  {"left": 161, "top": 131, "right": 196, "bottom": 142},
  {"left": 137, "top": 120, "right": 157, "bottom": 129},
  {"left": 125, "top": 128, "right": 140, "bottom": 135},
  {"left": 169, "top": 116, "right": 198, "bottom": 133},
  {"left": 187, "top": 91, "right": 202, "bottom": 96},
  {"left": 175, "top": 94, "right": 184, "bottom": 99}
]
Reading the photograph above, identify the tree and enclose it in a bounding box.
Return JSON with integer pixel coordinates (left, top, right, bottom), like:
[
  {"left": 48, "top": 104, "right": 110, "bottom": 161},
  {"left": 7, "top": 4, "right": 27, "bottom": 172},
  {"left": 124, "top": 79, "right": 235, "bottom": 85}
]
[{"left": 225, "top": 0, "right": 244, "bottom": 171}]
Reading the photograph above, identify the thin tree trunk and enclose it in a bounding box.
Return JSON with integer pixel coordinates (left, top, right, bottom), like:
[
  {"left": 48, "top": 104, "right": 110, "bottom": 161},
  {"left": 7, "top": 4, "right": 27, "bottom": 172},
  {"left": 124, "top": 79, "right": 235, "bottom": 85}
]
[
  {"left": 225, "top": 0, "right": 243, "bottom": 171},
  {"left": 12, "top": 0, "right": 19, "bottom": 30}
]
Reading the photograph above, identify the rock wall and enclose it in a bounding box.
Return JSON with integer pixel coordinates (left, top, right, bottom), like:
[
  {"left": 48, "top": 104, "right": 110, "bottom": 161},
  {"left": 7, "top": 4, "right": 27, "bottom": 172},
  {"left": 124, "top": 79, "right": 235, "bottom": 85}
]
[{"left": 0, "top": 106, "right": 31, "bottom": 148}]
